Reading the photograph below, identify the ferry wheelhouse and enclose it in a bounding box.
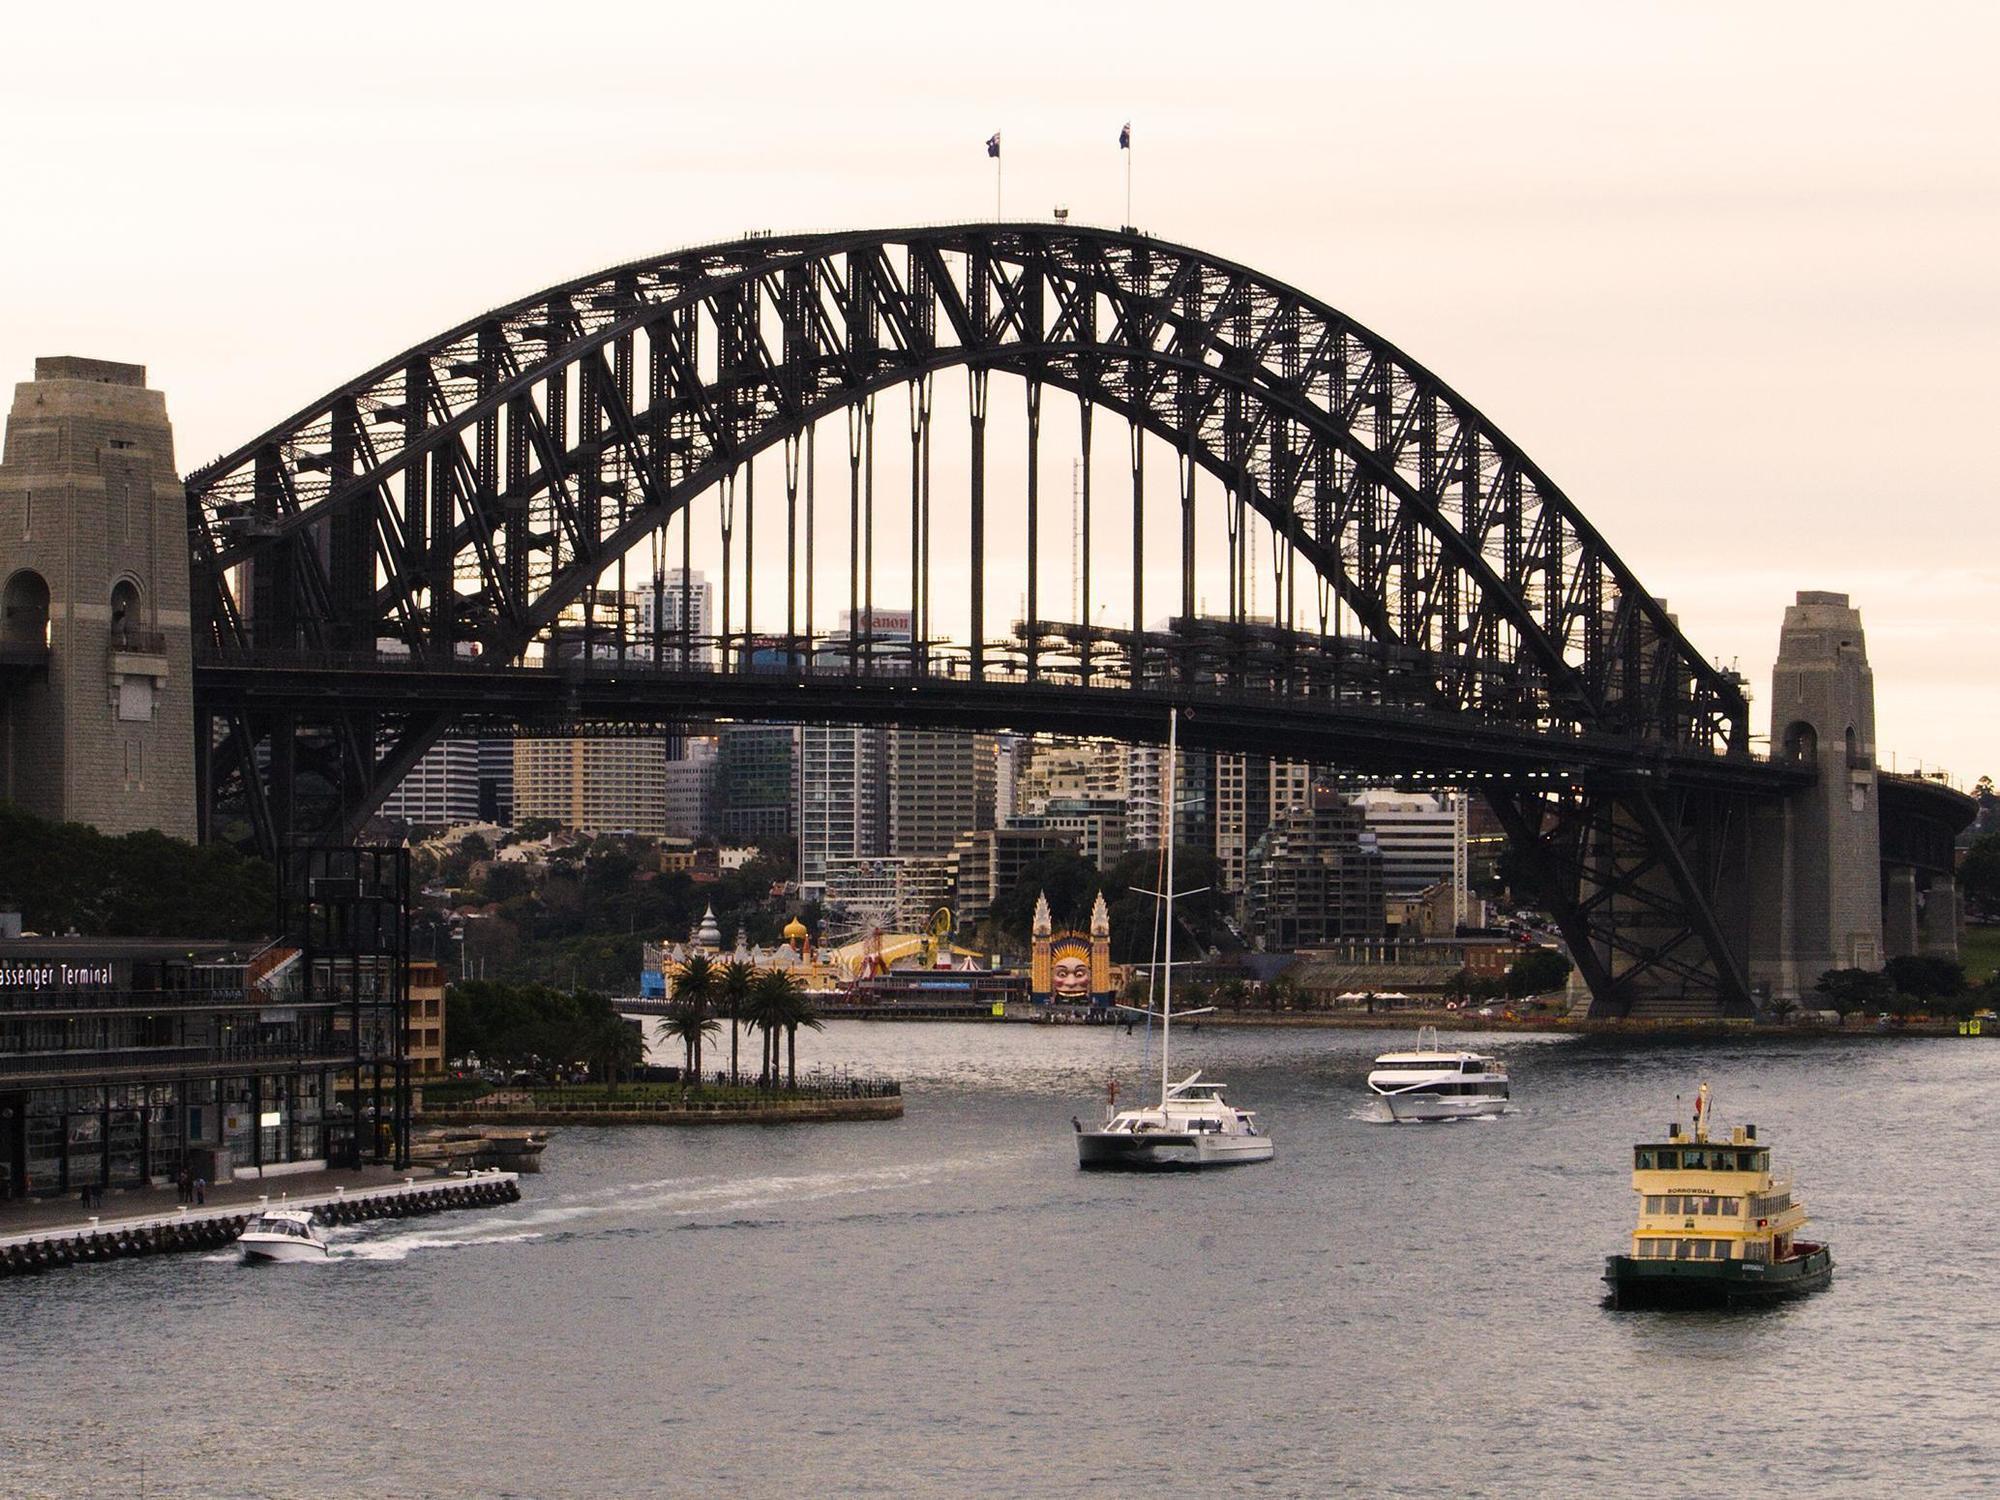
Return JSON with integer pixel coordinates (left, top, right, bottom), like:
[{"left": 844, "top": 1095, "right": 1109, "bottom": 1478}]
[{"left": 1603, "top": 1085, "right": 1832, "bottom": 1309}]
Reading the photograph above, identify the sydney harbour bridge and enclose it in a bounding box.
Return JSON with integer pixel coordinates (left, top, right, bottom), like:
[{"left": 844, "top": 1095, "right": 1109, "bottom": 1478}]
[{"left": 166, "top": 225, "right": 1967, "bottom": 1017}]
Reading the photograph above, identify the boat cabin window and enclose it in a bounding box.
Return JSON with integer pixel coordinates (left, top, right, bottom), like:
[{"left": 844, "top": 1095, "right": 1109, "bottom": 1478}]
[
  {"left": 1710, "top": 1152, "right": 1734, "bottom": 1172},
  {"left": 1681, "top": 1149, "right": 1707, "bottom": 1170},
  {"left": 1639, "top": 1148, "right": 1674, "bottom": 1170},
  {"left": 1751, "top": 1150, "right": 1770, "bottom": 1173}
]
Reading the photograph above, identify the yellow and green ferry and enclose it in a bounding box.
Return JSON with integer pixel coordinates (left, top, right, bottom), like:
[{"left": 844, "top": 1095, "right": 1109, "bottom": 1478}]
[{"left": 1604, "top": 1084, "right": 1833, "bottom": 1309}]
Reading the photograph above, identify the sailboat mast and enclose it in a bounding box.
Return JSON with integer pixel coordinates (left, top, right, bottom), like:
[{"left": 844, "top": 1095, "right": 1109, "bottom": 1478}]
[{"left": 1161, "top": 706, "right": 1178, "bottom": 1108}]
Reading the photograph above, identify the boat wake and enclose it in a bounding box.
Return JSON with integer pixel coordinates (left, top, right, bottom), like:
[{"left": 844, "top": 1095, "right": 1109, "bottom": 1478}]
[{"left": 192, "top": 1152, "right": 1029, "bottom": 1264}]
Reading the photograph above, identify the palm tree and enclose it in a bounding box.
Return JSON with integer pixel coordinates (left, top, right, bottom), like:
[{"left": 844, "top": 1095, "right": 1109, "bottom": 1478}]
[
  {"left": 589, "top": 1013, "right": 645, "bottom": 1093},
  {"left": 779, "top": 985, "right": 824, "bottom": 1089},
  {"left": 673, "top": 954, "right": 717, "bottom": 1083},
  {"left": 746, "top": 970, "right": 797, "bottom": 1088},
  {"left": 658, "top": 1002, "right": 719, "bottom": 1083},
  {"left": 718, "top": 959, "right": 756, "bottom": 1087}
]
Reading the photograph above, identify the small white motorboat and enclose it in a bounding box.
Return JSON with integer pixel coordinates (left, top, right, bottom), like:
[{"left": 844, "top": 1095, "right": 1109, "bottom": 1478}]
[{"left": 237, "top": 1208, "right": 331, "bottom": 1263}]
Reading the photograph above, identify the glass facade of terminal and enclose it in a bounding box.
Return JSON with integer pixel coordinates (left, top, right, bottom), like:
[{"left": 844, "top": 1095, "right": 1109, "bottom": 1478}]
[
  {"left": 0, "top": 942, "right": 351, "bottom": 1200},
  {"left": 2, "top": 847, "right": 415, "bottom": 1203}
]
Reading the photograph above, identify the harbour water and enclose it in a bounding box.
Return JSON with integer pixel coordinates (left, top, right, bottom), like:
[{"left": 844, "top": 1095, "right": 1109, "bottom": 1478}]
[{"left": 2, "top": 1021, "right": 1995, "bottom": 1498}]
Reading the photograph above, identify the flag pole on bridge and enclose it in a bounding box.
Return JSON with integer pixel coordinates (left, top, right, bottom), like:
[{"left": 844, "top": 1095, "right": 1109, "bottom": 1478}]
[
  {"left": 986, "top": 131, "right": 1002, "bottom": 219},
  {"left": 1119, "top": 121, "right": 1132, "bottom": 227}
]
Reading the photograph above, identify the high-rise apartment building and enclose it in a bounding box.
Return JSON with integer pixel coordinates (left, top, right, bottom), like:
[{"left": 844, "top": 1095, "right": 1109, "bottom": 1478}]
[
  {"left": 379, "top": 739, "right": 483, "bottom": 828},
  {"left": 1124, "top": 742, "right": 1171, "bottom": 852},
  {"left": 798, "top": 724, "right": 889, "bottom": 892},
  {"left": 512, "top": 737, "right": 670, "bottom": 834},
  {"left": 1214, "top": 755, "right": 1316, "bottom": 904},
  {"left": 888, "top": 729, "right": 996, "bottom": 859},
  {"left": 1247, "top": 790, "right": 1386, "bottom": 949},
  {"left": 477, "top": 738, "right": 514, "bottom": 825},
  {"left": 638, "top": 569, "right": 713, "bottom": 667}
]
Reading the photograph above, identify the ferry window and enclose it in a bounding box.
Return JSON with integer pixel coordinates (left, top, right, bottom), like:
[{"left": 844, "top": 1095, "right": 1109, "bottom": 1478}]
[
  {"left": 1682, "top": 1149, "right": 1707, "bottom": 1170},
  {"left": 1653, "top": 1149, "right": 1677, "bottom": 1170},
  {"left": 1675, "top": 1240, "right": 1694, "bottom": 1259},
  {"left": 1701, "top": 1196, "right": 1720, "bottom": 1215},
  {"left": 1752, "top": 1150, "right": 1770, "bottom": 1173},
  {"left": 1636, "top": 1149, "right": 1657, "bottom": 1170},
  {"left": 1644, "top": 1195, "right": 1663, "bottom": 1214},
  {"left": 1711, "top": 1152, "right": 1733, "bottom": 1172},
  {"left": 1722, "top": 1197, "right": 1741, "bottom": 1216},
  {"left": 1713, "top": 1240, "right": 1730, "bottom": 1259}
]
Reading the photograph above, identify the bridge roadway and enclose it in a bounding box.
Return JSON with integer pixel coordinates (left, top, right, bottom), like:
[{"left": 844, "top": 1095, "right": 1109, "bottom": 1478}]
[{"left": 194, "top": 642, "right": 1803, "bottom": 796}]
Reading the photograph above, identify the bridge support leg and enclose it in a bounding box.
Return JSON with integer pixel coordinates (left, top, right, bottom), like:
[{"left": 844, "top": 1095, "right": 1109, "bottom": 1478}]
[
  {"left": 1919, "top": 871, "right": 1960, "bottom": 959},
  {"left": 1488, "top": 785, "right": 1755, "bottom": 1020},
  {"left": 1883, "top": 865, "right": 1919, "bottom": 959},
  {"left": 1745, "top": 591, "right": 1885, "bottom": 999}
]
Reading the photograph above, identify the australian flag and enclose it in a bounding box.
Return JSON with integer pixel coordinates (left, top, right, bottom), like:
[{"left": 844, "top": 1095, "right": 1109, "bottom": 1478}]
[
  {"left": 986, "top": 132, "right": 1001, "bottom": 159},
  {"left": 1119, "top": 122, "right": 1131, "bottom": 149}
]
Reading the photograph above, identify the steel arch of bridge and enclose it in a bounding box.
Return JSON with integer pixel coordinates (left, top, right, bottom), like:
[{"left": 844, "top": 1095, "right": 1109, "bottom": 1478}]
[{"left": 186, "top": 224, "right": 1790, "bottom": 1014}]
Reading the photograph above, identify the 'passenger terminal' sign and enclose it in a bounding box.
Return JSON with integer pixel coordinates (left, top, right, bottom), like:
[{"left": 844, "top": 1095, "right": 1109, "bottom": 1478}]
[{"left": 0, "top": 962, "right": 116, "bottom": 989}]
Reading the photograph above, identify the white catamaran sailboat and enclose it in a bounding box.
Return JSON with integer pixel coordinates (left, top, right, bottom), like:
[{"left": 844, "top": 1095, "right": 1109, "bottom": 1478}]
[{"left": 1075, "top": 709, "right": 1274, "bottom": 1172}]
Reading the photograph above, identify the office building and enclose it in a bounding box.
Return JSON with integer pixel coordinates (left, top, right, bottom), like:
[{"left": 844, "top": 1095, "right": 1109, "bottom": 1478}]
[
  {"left": 1351, "top": 787, "right": 1470, "bottom": 919},
  {"left": 665, "top": 736, "right": 721, "bottom": 838},
  {"left": 949, "top": 826, "right": 1080, "bottom": 927},
  {"left": 718, "top": 724, "right": 797, "bottom": 843},
  {"left": 0, "top": 849, "right": 412, "bottom": 1199}
]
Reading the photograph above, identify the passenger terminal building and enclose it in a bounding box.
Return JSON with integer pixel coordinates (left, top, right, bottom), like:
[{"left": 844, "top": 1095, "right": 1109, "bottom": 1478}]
[{"left": 0, "top": 851, "right": 414, "bottom": 1203}]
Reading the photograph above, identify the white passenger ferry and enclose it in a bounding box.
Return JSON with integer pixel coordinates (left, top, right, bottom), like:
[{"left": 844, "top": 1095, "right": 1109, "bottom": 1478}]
[{"left": 1366, "top": 1026, "right": 1511, "bottom": 1121}]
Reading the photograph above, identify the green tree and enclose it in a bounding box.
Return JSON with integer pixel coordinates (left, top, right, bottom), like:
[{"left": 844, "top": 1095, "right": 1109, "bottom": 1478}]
[
  {"left": 1767, "top": 995, "right": 1798, "bottom": 1025},
  {"left": 1101, "top": 845, "right": 1232, "bottom": 963},
  {"left": 482, "top": 862, "right": 533, "bottom": 903},
  {"left": 779, "top": 982, "right": 823, "bottom": 1088},
  {"left": 658, "top": 1001, "right": 718, "bottom": 1081},
  {"left": 1958, "top": 833, "right": 2000, "bottom": 921},
  {"left": 675, "top": 953, "right": 716, "bottom": 1013},
  {"left": 717, "top": 959, "right": 756, "bottom": 1086},
  {"left": 1885, "top": 954, "right": 1966, "bottom": 1003},
  {"left": 991, "top": 849, "right": 1101, "bottom": 945},
  {"left": 1505, "top": 946, "right": 1573, "bottom": 999},
  {"left": 1814, "top": 967, "right": 1894, "bottom": 1021},
  {"left": 747, "top": 969, "right": 802, "bottom": 1086}
]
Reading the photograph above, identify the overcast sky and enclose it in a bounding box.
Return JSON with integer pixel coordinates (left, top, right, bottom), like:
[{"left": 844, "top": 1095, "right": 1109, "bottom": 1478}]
[{"left": 4, "top": 0, "right": 1994, "bottom": 780}]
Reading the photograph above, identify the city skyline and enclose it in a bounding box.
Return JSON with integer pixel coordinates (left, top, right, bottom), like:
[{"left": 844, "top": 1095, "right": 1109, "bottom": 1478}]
[{"left": 3, "top": 1, "right": 1992, "bottom": 778}]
